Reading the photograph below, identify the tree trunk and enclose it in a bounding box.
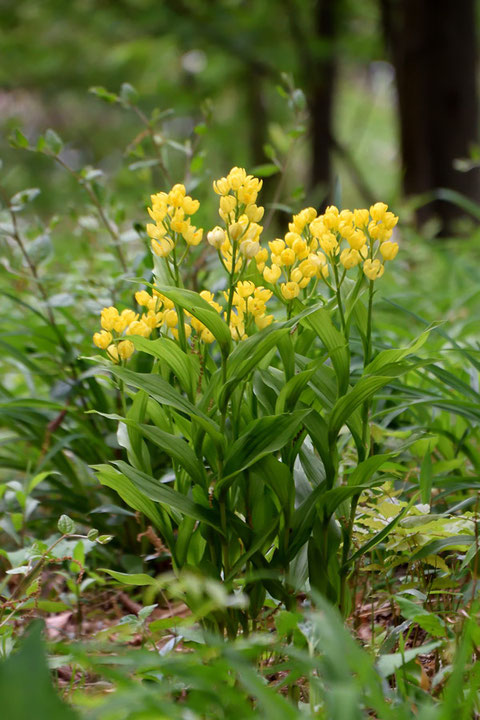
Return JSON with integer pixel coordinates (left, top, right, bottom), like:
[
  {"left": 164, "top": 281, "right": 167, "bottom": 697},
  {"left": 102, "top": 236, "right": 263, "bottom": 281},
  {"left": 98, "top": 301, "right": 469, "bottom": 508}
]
[
  {"left": 308, "top": 0, "right": 338, "bottom": 200},
  {"left": 381, "top": 0, "right": 480, "bottom": 233}
]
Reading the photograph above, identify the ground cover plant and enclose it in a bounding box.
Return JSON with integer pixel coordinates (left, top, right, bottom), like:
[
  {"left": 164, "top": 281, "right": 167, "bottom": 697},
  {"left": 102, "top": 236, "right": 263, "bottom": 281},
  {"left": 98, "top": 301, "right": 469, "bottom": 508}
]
[{"left": 2, "top": 82, "right": 480, "bottom": 719}]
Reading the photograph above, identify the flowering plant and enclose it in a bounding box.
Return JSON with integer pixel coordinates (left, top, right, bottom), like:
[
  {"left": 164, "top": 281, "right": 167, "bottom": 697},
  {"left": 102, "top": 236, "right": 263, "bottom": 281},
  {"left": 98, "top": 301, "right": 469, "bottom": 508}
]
[{"left": 91, "top": 167, "right": 425, "bottom": 633}]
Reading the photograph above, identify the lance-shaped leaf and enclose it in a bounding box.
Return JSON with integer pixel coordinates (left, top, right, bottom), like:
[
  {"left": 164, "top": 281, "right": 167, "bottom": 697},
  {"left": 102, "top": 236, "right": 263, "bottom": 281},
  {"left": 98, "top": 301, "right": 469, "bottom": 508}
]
[
  {"left": 364, "top": 326, "right": 433, "bottom": 376},
  {"left": 219, "top": 325, "right": 289, "bottom": 408},
  {"left": 129, "top": 336, "right": 198, "bottom": 399},
  {"left": 298, "top": 305, "right": 350, "bottom": 395},
  {"left": 156, "top": 285, "right": 232, "bottom": 358},
  {"left": 112, "top": 460, "right": 223, "bottom": 533},
  {"left": 99, "top": 363, "right": 224, "bottom": 447},
  {"left": 94, "top": 464, "right": 175, "bottom": 549},
  {"left": 217, "top": 410, "right": 310, "bottom": 493}
]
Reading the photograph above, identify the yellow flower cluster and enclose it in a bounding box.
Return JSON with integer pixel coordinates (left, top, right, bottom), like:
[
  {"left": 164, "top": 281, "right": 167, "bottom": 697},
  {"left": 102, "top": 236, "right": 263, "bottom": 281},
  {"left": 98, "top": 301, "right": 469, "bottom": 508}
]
[
  {"left": 257, "top": 202, "right": 398, "bottom": 296},
  {"left": 208, "top": 167, "right": 264, "bottom": 272},
  {"left": 256, "top": 207, "right": 330, "bottom": 301},
  {"left": 92, "top": 290, "right": 169, "bottom": 361},
  {"left": 225, "top": 281, "right": 273, "bottom": 341},
  {"left": 147, "top": 183, "right": 202, "bottom": 258}
]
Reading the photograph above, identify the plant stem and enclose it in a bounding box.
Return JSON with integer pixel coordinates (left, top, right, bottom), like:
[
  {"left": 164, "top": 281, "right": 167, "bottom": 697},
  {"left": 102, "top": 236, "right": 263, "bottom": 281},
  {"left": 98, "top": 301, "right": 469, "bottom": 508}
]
[
  {"left": 332, "top": 260, "right": 346, "bottom": 336},
  {"left": 361, "top": 279, "right": 375, "bottom": 457}
]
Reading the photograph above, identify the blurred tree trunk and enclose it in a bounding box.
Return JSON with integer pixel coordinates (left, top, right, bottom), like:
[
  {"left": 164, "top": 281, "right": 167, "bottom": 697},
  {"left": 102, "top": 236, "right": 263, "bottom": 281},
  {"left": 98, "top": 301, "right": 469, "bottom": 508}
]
[
  {"left": 308, "top": 0, "right": 338, "bottom": 197},
  {"left": 381, "top": 0, "right": 480, "bottom": 233}
]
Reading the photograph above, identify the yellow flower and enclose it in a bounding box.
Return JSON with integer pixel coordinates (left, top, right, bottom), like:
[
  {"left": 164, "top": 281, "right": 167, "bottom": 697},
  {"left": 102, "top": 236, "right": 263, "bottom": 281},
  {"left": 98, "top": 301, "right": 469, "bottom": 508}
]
[
  {"left": 340, "top": 248, "right": 361, "bottom": 269},
  {"left": 263, "top": 264, "right": 282, "bottom": 284},
  {"left": 93, "top": 330, "right": 113, "bottom": 350},
  {"left": 319, "top": 232, "right": 338, "bottom": 257},
  {"left": 220, "top": 195, "right": 237, "bottom": 216},
  {"left": 229, "top": 221, "right": 246, "bottom": 242},
  {"left": 254, "top": 286, "right": 273, "bottom": 302},
  {"left": 244, "top": 203, "right": 264, "bottom": 222},
  {"left": 213, "top": 177, "right": 230, "bottom": 195},
  {"left": 170, "top": 208, "right": 186, "bottom": 233},
  {"left": 230, "top": 322, "right": 246, "bottom": 341},
  {"left": 200, "top": 328, "right": 215, "bottom": 344},
  {"left": 369, "top": 202, "right": 388, "bottom": 223},
  {"left": 363, "top": 258, "right": 384, "bottom": 280},
  {"left": 254, "top": 247, "right": 268, "bottom": 272},
  {"left": 255, "top": 314, "right": 274, "bottom": 330},
  {"left": 168, "top": 183, "right": 186, "bottom": 207},
  {"left": 380, "top": 241, "right": 399, "bottom": 261},
  {"left": 152, "top": 237, "right": 174, "bottom": 258},
  {"left": 101, "top": 306, "right": 119, "bottom": 331},
  {"left": 292, "top": 237, "right": 309, "bottom": 259},
  {"left": 348, "top": 230, "right": 367, "bottom": 251},
  {"left": 146, "top": 223, "right": 167, "bottom": 240},
  {"left": 269, "top": 239, "right": 285, "bottom": 255},
  {"left": 353, "top": 209, "right": 369, "bottom": 228},
  {"left": 183, "top": 225, "right": 203, "bottom": 246},
  {"left": 182, "top": 196, "right": 200, "bottom": 215},
  {"left": 227, "top": 166, "right": 248, "bottom": 191},
  {"left": 171, "top": 323, "right": 192, "bottom": 341},
  {"left": 106, "top": 344, "right": 119, "bottom": 363},
  {"left": 236, "top": 281, "right": 255, "bottom": 297},
  {"left": 163, "top": 309, "right": 178, "bottom": 328},
  {"left": 118, "top": 340, "right": 135, "bottom": 360},
  {"left": 239, "top": 239, "right": 260, "bottom": 258},
  {"left": 207, "top": 226, "right": 225, "bottom": 249},
  {"left": 298, "top": 259, "right": 317, "bottom": 278},
  {"left": 281, "top": 281, "right": 300, "bottom": 300},
  {"left": 135, "top": 290, "right": 151, "bottom": 307},
  {"left": 280, "top": 248, "right": 296, "bottom": 266},
  {"left": 126, "top": 320, "right": 151, "bottom": 338}
]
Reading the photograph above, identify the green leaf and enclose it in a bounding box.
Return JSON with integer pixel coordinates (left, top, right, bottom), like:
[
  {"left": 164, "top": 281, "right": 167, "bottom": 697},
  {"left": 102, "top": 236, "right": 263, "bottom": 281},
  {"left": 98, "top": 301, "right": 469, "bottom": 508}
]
[
  {"left": 297, "top": 305, "right": 350, "bottom": 395},
  {"left": 251, "top": 163, "right": 280, "bottom": 177},
  {"left": 99, "top": 569, "right": 157, "bottom": 586},
  {"left": 10, "top": 188, "right": 41, "bottom": 210},
  {"left": 89, "top": 85, "right": 119, "bottom": 103},
  {"left": 275, "top": 364, "right": 319, "bottom": 414},
  {"left": 328, "top": 368, "right": 411, "bottom": 444},
  {"left": 364, "top": 327, "right": 432, "bottom": 375},
  {"left": 420, "top": 453, "right": 433, "bottom": 505},
  {"left": 133, "top": 421, "right": 205, "bottom": 486},
  {"left": 395, "top": 596, "right": 446, "bottom": 638},
  {"left": 346, "top": 495, "right": 419, "bottom": 567},
  {"left": 9, "top": 128, "right": 29, "bottom": 149},
  {"left": 0, "top": 622, "right": 79, "bottom": 720},
  {"left": 119, "top": 82, "right": 138, "bottom": 105},
  {"left": 156, "top": 285, "right": 231, "bottom": 359},
  {"left": 409, "top": 535, "right": 475, "bottom": 562},
  {"left": 57, "top": 514, "right": 76, "bottom": 534},
  {"left": 219, "top": 410, "right": 309, "bottom": 490},
  {"left": 303, "top": 410, "right": 335, "bottom": 486},
  {"left": 94, "top": 464, "right": 175, "bottom": 548},
  {"left": 220, "top": 326, "right": 289, "bottom": 407},
  {"left": 347, "top": 454, "right": 393, "bottom": 487},
  {"left": 44, "top": 128, "right": 63, "bottom": 155},
  {"left": 130, "top": 336, "right": 197, "bottom": 398},
  {"left": 377, "top": 641, "right": 441, "bottom": 679},
  {"left": 112, "top": 461, "right": 222, "bottom": 532},
  {"left": 99, "top": 363, "right": 223, "bottom": 446}
]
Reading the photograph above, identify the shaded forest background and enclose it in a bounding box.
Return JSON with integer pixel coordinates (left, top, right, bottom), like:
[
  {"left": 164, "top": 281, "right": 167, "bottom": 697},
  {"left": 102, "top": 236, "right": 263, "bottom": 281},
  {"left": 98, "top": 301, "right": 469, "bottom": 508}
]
[{"left": 1, "top": 0, "right": 479, "bottom": 234}]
